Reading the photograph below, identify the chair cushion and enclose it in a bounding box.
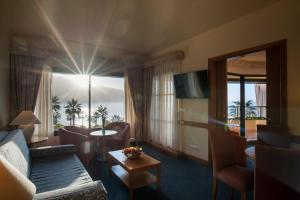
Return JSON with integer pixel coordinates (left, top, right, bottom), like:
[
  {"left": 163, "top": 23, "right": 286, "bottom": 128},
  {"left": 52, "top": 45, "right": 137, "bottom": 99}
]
[
  {"left": 216, "top": 165, "right": 254, "bottom": 191},
  {"left": 30, "top": 154, "right": 93, "bottom": 193},
  {"left": 0, "top": 129, "right": 30, "bottom": 177}
]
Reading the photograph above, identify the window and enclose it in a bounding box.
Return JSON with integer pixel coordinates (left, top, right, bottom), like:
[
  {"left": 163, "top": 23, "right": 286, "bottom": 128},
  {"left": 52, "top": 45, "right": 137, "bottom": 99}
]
[{"left": 52, "top": 73, "right": 124, "bottom": 130}]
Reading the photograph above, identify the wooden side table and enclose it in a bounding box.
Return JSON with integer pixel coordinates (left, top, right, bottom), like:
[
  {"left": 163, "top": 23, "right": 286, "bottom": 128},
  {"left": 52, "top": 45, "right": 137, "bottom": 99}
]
[
  {"left": 108, "top": 150, "right": 161, "bottom": 200},
  {"left": 29, "top": 136, "right": 49, "bottom": 148}
]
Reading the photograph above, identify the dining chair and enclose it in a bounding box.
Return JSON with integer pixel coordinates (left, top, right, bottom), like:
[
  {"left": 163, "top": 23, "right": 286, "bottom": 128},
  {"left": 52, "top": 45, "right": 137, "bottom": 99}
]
[
  {"left": 255, "top": 145, "right": 300, "bottom": 200},
  {"left": 209, "top": 127, "right": 254, "bottom": 200}
]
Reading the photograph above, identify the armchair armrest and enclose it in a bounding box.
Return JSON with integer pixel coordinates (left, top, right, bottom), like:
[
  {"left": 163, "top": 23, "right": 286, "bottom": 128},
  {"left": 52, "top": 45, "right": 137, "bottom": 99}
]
[
  {"left": 30, "top": 144, "right": 76, "bottom": 159},
  {"left": 33, "top": 181, "right": 107, "bottom": 200}
]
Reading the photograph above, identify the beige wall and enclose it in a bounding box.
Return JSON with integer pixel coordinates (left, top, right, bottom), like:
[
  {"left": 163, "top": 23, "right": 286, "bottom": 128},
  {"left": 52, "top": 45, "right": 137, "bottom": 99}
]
[
  {"left": 0, "top": 3, "right": 11, "bottom": 129},
  {"left": 153, "top": 0, "right": 300, "bottom": 160}
]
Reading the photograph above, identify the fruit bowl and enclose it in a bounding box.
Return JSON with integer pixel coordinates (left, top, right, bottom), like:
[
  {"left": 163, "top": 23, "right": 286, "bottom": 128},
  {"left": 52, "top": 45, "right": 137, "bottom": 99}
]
[{"left": 123, "top": 146, "right": 143, "bottom": 159}]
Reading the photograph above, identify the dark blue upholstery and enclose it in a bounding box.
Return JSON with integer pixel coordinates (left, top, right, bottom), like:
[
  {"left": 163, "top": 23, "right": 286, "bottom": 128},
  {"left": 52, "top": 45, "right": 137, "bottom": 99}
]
[
  {"left": 0, "top": 131, "right": 8, "bottom": 142},
  {"left": 0, "top": 129, "right": 30, "bottom": 177},
  {"left": 0, "top": 129, "right": 107, "bottom": 200},
  {"left": 31, "top": 154, "right": 92, "bottom": 193}
]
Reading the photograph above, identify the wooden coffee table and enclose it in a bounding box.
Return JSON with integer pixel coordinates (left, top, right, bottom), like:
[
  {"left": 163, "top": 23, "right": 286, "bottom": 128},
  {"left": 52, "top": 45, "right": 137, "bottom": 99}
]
[{"left": 108, "top": 150, "right": 161, "bottom": 200}]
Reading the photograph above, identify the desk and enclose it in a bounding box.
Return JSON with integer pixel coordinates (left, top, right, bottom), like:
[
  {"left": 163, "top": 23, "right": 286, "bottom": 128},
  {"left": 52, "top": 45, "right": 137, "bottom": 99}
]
[
  {"left": 90, "top": 130, "right": 117, "bottom": 161},
  {"left": 245, "top": 146, "right": 255, "bottom": 160}
]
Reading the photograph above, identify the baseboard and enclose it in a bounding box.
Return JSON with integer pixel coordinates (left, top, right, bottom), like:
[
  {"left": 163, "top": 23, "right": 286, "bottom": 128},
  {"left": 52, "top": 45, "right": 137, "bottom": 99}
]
[
  {"left": 181, "top": 152, "right": 209, "bottom": 166},
  {"left": 142, "top": 141, "right": 181, "bottom": 157},
  {"left": 143, "top": 141, "right": 210, "bottom": 166}
]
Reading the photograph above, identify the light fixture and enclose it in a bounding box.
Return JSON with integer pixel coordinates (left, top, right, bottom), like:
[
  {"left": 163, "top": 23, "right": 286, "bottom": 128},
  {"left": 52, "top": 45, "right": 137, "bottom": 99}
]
[{"left": 10, "top": 111, "right": 41, "bottom": 143}]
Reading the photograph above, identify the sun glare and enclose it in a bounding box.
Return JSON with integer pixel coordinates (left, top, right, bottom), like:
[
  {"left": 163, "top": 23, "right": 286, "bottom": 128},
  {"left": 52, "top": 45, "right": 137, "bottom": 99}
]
[{"left": 73, "top": 75, "right": 89, "bottom": 88}]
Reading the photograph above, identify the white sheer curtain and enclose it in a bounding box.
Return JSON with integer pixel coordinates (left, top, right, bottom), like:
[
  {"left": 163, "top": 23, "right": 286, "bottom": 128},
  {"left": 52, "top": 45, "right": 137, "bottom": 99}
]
[
  {"left": 255, "top": 83, "right": 267, "bottom": 118},
  {"left": 34, "top": 66, "right": 53, "bottom": 137},
  {"left": 149, "top": 60, "right": 180, "bottom": 150}
]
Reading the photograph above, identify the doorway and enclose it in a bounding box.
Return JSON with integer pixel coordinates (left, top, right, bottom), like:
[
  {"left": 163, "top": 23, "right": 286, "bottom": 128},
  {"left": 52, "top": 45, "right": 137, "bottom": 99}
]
[
  {"left": 227, "top": 51, "right": 267, "bottom": 139},
  {"left": 208, "top": 40, "right": 287, "bottom": 137}
]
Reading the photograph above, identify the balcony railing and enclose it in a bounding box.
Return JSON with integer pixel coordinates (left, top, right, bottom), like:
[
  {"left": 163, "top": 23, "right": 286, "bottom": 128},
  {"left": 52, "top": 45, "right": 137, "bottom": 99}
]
[{"left": 228, "top": 106, "right": 267, "bottom": 119}]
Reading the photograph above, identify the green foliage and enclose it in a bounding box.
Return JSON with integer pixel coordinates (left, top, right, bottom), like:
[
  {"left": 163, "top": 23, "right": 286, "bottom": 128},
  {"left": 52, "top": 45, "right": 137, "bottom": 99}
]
[
  {"left": 229, "top": 100, "right": 257, "bottom": 119},
  {"left": 111, "top": 114, "right": 122, "bottom": 122},
  {"left": 91, "top": 111, "right": 101, "bottom": 126},
  {"left": 64, "top": 98, "right": 82, "bottom": 126},
  {"left": 52, "top": 96, "right": 61, "bottom": 124},
  {"left": 97, "top": 105, "right": 108, "bottom": 119}
]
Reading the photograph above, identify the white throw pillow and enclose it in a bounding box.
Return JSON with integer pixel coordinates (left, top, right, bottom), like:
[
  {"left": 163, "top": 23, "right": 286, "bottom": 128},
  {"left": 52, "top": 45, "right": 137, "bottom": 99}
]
[{"left": 0, "top": 155, "right": 36, "bottom": 200}]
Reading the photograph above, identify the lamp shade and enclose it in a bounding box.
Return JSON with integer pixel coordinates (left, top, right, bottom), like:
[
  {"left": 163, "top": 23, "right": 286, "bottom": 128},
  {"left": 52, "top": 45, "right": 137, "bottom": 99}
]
[{"left": 10, "top": 111, "right": 41, "bottom": 125}]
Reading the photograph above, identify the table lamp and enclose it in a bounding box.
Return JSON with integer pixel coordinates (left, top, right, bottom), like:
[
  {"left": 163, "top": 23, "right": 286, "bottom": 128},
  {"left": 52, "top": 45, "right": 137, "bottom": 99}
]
[{"left": 10, "top": 110, "right": 41, "bottom": 143}]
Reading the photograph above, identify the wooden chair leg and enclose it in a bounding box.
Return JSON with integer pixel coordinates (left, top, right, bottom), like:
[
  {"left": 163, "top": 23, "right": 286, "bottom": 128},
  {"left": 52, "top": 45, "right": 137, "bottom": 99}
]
[
  {"left": 212, "top": 177, "right": 218, "bottom": 200},
  {"left": 241, "top": 191, "right": 247, "bottom": 200},
  {"left": 230, "top": 188, "right": 234, "bottom": 200}
]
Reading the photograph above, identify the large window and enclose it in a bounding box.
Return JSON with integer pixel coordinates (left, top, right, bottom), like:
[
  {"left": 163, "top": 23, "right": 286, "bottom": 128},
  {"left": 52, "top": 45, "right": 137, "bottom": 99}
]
[{"left": 52, "top": 73, "right": 124, "bottom": 130}]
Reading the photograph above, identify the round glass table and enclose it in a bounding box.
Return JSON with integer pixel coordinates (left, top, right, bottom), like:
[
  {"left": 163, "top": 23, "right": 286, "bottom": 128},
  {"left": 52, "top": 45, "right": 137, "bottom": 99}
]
[{"left": 90, "top": 130, "right": 118, "bottom": 161}]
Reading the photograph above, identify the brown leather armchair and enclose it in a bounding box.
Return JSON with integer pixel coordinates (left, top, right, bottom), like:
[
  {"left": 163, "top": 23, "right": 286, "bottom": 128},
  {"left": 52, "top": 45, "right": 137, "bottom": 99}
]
[
  {"left": 59, "top": 127, "right": 96, "bottom": 167},
  {"left": 209, "top": 127, "right": 254, "bottom": 200},
  {"left": 104, "top": 122, "right": 130, "bottom": 150}
]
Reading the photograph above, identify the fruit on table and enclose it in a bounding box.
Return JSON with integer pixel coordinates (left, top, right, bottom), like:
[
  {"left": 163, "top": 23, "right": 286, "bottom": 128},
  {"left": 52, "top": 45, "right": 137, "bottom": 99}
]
[{"left": 123, "top": 146, "right": 142, "bottom": 155}]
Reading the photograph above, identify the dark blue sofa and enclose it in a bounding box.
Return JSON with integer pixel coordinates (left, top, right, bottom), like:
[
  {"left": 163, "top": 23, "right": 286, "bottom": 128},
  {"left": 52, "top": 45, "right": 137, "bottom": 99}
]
[{"left": 0, "top": 129, "right": 108, "bottom": 200}]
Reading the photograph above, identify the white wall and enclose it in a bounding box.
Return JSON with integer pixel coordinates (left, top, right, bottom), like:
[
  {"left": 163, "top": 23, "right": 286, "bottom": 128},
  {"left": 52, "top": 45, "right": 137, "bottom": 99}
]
[
  {"left": 0, "top": 2, "right": 11, "bottom": 129},
  {"left": 153, "top": 0, "right": 300, "bottom": 160}
]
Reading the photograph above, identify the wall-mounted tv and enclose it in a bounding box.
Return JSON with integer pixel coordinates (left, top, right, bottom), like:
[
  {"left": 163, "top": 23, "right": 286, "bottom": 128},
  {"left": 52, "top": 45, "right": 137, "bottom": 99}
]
[{"left": 174, "top": 70, "right": 209, "bottom": 98}]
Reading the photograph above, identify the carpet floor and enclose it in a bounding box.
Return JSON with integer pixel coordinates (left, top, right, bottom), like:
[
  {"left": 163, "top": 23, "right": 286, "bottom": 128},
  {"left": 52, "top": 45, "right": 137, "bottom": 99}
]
[{"left": 88, "top": 144, "right": 254, "bottom": 200}]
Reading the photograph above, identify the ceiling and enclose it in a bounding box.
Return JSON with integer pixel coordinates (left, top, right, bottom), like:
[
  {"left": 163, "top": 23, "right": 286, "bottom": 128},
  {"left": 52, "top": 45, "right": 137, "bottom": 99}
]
[
  {"left": 228, "top": 51, "right": 266, "bottom": 76},
  {"left": 2, "top": 0, "right": 278, "bottom": 72}
]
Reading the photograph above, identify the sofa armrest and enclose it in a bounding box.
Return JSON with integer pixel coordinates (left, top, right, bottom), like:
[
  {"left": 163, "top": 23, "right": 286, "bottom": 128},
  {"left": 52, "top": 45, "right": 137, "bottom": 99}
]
[
  {"left": 30, "top": 144, "right": 76, "bottom": 158},
  {"left": 33, "top": 181, "right": 107, "bottom": 200}
]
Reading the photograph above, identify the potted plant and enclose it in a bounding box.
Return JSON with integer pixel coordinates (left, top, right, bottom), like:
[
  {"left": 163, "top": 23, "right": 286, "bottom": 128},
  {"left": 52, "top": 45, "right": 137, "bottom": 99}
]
[{"left": 97, "top": 105, "right": 108, "bottom": 135}]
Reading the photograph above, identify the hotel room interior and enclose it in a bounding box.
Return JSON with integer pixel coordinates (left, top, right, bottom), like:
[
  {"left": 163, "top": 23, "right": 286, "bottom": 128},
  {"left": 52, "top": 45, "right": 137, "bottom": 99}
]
[{"left": 0, "top": 0, "right": 299, "bottom": 200}]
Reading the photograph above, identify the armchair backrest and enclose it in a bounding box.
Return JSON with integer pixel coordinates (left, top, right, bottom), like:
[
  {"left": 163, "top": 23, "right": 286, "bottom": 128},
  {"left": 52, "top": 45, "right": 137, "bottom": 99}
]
[
  {"left": 255, "top": 145, "right": 300, "bottom": 200},
  {"left": 257, "top": 125, "right": 291, "bottom": 148},
  {"left": 209, "top": 127, "right": 247, "bottom": 175},
  {"left": 64, "top": 126, "right": 92, "bottom": 137},
  {"left": 59, "top": 128, "right": 96, "bottom": 152},
  {"left": 105, "top": 122, "right": 130, "bottom": 141}
]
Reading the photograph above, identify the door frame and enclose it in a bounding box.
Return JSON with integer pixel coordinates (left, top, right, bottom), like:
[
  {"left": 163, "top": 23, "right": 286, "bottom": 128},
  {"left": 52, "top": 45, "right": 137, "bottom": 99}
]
[{"left": 208, "top": 39, "right": 287, "bottom": 163}]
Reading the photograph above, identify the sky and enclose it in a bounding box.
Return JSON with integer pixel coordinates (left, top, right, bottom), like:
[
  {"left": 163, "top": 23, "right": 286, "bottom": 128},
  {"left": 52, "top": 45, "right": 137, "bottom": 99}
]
[
  {"left": 227, "top": 83, "right": 257, "bottom": 106},
  {"left": 52, "top": 73, "right": 125, "bottom": 126}
]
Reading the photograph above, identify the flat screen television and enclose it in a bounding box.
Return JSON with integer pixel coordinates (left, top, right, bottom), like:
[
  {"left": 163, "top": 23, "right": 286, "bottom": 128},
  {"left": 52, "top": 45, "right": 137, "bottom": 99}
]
[{"left": 174, "top": 70, "right": 209, "bottom": 98}]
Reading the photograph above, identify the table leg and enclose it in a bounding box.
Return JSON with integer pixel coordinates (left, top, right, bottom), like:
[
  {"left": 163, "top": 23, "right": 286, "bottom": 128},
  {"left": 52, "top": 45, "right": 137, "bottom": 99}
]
[
  {"left": 157, "top": 166, "right": 161, "bottom": 192},
  {"left": 107, "top": 155, "right": 112, "bottom": 176},
  {"left": 129, "top": 172, "right": 134, "bottom": 200}
]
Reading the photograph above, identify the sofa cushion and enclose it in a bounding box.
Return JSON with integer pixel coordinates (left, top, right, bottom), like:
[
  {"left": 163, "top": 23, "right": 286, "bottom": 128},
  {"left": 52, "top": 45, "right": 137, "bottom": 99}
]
[
  {"left": 0, "top": 129, "right": 30, "bottom": 177},
  {"left": 0, "top": 131, "right": 8, "bottom": 142},
  {"left": 30, "top": 154, "right": 93, "bottom": 193}
]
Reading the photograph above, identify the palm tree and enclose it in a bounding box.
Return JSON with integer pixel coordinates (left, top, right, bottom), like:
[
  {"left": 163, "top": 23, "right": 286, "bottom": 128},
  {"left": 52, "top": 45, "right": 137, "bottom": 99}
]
[
  {"left": 229, "top": 100, "right": 257, "bottom": 119},
  {"left": 111, "top": 114, "right": 122, "bottom": 122},
  {"left": 52, "top": 96, "right": 61, "bottom": 124},
  {"left": 92, "top": 111, "right": 101, "bottom": 126},
  {"left": 64, "top": 98, "right": 82, "bottom": 126},
  {"left": 245, "top": 100, "right": 257, "bottom": 118}
]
